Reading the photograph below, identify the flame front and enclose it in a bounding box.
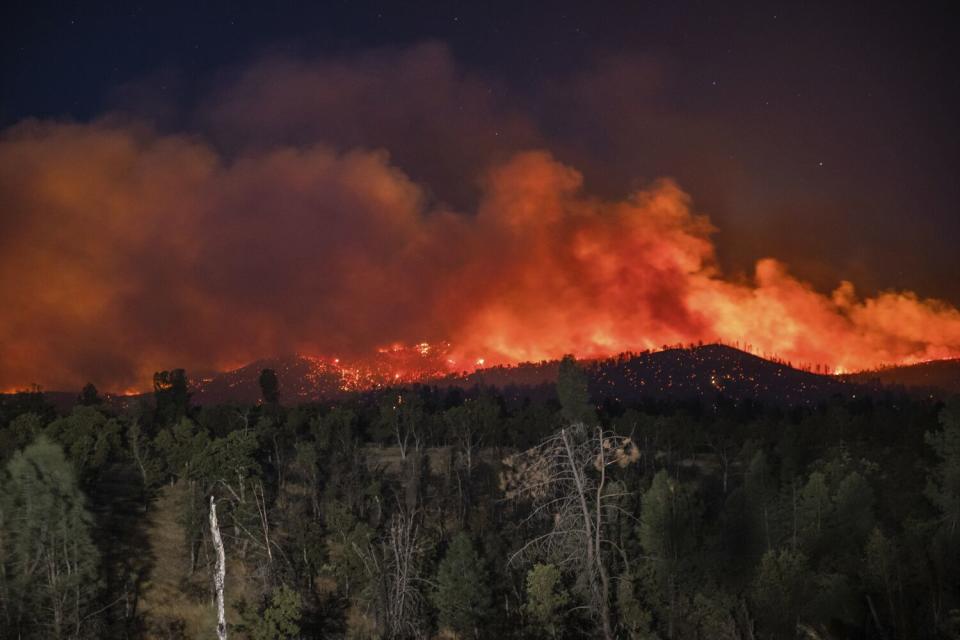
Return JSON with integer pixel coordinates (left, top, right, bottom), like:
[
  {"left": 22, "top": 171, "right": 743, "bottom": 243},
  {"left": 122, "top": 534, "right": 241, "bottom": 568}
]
[
  {"left": 1, "top": 124, "right": 958, "bottom": 391},
  {"left": 442, "top": 152, "right": 960, "bottom": 375}
]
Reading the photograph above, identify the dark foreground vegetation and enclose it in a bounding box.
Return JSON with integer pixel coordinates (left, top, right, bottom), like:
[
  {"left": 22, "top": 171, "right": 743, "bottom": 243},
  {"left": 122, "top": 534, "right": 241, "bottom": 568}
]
[{"left": 1, "top": 358, "right": 958, "bottom": 639}]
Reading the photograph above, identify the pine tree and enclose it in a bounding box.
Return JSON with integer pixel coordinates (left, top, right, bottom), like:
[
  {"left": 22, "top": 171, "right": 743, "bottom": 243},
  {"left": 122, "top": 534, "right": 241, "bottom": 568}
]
[
  {"left": 524, "top": 563, "right": 570, "bottom": 638},
  {"left": 638, "top": 469, "right": 698, "bottom": 639},
  {"left": 78, "top": 382, "right": 102, "bottom": 406},
  {"left": 432, "top": 532, "right": 491, "bottom": 638},
  {"left": 44, "top": 405, "right": 121, "bottom": 480},
  {"left": 259, "top": 368, "right": 280, "bottom": 406},
  {"left": 557, "top": 355, "right": 595, "bottom": 425},
  {"left": 245, "top": 585, "right": 302, "bottom": 640},
  {"left": 0, "top": 436, "right": 101, "bottom": 638},
  {"left": 751, "top": 548, "right": 810, "bottom": 637},
  {"left": 925, "top": 397, "right": 960, "bottom": 535}
]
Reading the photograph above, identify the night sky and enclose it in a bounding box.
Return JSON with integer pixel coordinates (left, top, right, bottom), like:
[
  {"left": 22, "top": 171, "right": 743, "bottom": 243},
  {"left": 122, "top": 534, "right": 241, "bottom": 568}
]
[{"left": 2, "top": 1, "right": 959, "bottom": 390}]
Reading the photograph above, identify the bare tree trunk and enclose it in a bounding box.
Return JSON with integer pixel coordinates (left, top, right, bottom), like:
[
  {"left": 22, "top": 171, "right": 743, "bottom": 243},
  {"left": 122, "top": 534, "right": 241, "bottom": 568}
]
[
  {"left": 505, "top": 425, "right": 633, "bottom": 640},
  {"left": 592, "top": 429, "right": 614, "bottom": 640},
  {"left": 129, "top": 420, "right": 150, "bottom": 488},
  {"left": 395, "top": 418, "right": 409, "bottom": 461},
  {"left": 209, "top": 496, "right": 227, "bottom": 640},
  {"left": 253, "top": 481, "right": 273, "bottom": 565},
  {"left": 792, "top": 481, "right": 798, "bottom": 551},
  {"left": 720, "top": 446, "right": 730, "bottom": 494},
  {"left": 866, "top": 595, "right": 889, "bottom": 640},
  {"left": 356, "top": 509, "right": 425, "bottom": 639},
  {"left": 561, "top": 429, "right": 613, "bottom": 640}
]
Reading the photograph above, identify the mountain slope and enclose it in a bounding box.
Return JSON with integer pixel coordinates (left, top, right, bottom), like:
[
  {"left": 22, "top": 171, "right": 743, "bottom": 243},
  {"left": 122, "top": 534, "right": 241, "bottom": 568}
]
[
  {"left": 845, "top": 358, "right": 960, "bottom": 395},
  {"left": 191, "top": 344, "right": 455, "bottom": 405},
  {"left": 19, "top": 344, "right": 949, "bottom": 410},
  {"left": 586, "top": 344, "right": 851, "bottom": 405},
  {"left": 190, "top": 344, "right": 863, "bottom": 406}
]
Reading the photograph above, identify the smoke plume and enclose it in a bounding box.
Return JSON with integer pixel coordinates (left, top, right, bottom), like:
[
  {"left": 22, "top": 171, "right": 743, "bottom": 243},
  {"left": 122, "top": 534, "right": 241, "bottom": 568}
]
[{"left": 2, "top": 46, "right": 959, "bottom": 390}]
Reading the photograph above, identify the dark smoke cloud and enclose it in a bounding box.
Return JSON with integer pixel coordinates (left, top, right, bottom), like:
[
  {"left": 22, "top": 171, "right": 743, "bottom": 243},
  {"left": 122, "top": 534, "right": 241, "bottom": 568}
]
[{"left": 200, "top": 42, "right": 539, "bottom": 209}]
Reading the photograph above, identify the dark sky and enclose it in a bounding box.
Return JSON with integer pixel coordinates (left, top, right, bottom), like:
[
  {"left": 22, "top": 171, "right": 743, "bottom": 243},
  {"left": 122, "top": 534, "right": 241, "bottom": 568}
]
[{"left": 2, "top": 1, "right": 959, "bottom": 389}]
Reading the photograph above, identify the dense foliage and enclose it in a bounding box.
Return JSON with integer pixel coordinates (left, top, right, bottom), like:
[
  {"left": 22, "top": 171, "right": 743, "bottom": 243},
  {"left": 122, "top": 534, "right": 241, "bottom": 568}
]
[{"left": 1, "top": 363, "right": 958, "bottom": 639}]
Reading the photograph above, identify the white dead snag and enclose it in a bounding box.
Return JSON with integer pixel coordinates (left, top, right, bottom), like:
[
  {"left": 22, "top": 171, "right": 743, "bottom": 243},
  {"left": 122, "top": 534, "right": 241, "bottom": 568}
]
[{"left": 209, "top": 496, "right": 228, "bottom": 640}]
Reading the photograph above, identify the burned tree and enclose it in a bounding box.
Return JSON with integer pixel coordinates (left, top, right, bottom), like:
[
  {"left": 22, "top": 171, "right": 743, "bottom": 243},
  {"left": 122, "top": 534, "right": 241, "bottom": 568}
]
[{"left": 502, "top": 424, "right": 638, "bottom": 640}]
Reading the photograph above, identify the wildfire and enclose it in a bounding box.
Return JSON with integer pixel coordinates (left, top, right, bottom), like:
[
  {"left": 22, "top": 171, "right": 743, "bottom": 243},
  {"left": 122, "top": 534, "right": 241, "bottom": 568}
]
[
  {"left": 1, "top": 123, "right": 959, "bottom": 392},
  {"left": 431, "top": 154, "right": 960, "bottom": 377}
]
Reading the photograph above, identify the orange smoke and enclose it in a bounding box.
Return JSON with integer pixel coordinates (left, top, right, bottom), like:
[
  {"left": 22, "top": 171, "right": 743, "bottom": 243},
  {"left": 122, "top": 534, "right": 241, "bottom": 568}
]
[{"left": 1, "top": 121, "right": 958, "bottom": 391}]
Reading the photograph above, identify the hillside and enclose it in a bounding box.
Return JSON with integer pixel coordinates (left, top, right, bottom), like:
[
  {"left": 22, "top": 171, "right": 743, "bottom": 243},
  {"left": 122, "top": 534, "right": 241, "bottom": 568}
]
[
  {"left": 134, "top": 345, "right": 875, "bottom": 407},
  {"left": 191, "top": 344, "right": 454, "bottom": 405},
  {"left": 190, "top": 355, "right": 345, "bottom": 405},
  {"left": 10, "top": 345, "right": 947, "bottom": 412},
  {"left": 845, "top": 358, "right": 960, "bottom": 394},
  {"left": 436, "top": 344, "right": 857, "bottom": 406},
  {"left": 189, "top": 344, "right": 852, "bottom": 406},
  {"left": 585, "top": 344, "right": 854, "bottom": 405}
]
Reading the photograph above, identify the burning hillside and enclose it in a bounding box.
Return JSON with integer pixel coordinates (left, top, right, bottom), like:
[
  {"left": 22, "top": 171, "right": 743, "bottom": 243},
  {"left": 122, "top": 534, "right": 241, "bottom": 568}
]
[
  {"left": 186, "top": 343, "right": 880, "bottom": 407},
  {"left": 2, "top": 133, "right": 960, "bottom": 392}
]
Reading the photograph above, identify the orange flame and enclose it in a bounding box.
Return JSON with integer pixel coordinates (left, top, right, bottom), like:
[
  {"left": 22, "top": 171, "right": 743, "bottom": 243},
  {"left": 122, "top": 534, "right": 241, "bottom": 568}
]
[
  {"left": 0, "top": 123, "right": 958, "bottom": 391},
  {"left": 441, "top": 152, "right": 960, "bottom": 374}
]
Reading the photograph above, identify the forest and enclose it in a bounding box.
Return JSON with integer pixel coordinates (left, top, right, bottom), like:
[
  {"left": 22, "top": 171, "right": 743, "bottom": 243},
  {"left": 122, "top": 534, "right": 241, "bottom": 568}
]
[{"left": 0, "top": 357, "right": 958, "bottom": 640}]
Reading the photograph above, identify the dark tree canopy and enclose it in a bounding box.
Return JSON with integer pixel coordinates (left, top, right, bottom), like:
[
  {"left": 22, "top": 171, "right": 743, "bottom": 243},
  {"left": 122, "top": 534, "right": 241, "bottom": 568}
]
[
  {"left": 78, "top": 382, "right": 102, "bottom": 406},
  {"left": 557, "top": 354, "right": 596, "bottom": 425},
  {"left": 259, "top": 368, "right": 280, "bottom": 405},
  {"left": 153, "top": 368, "right": 190, "bottom": 424},
  {"left": 1, "top": 367, "right": 958, "bottom": 639}
]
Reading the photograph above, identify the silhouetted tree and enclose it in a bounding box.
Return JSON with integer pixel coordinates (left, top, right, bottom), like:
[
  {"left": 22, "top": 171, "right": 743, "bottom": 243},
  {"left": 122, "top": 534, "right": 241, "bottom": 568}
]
[
  {"left": 78, "top": 382, "right": 102, "bottom": 406},
  {"left": 153, "top": 368, "right": 190, "bottom": 424},
  {"left": 259, "top": 368, "right": 280, "bottom": 406},
  {"left": 557, "top": 354, "right": 595, "bottom": 424}
]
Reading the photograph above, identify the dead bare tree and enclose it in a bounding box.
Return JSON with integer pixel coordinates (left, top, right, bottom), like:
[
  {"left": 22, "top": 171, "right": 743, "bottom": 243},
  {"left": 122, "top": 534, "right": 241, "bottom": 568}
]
[
  {"left": 444, "top": 402, "right": 490, "bottom": 525},
  {"left": 209, "top": 496, "right": 228, "bottom": 640},
  {"left": 252, "top": 480, "right": 274, "bottom": 565},
  {"left": 502, "top": 424, "right": 639, "bottom": 640},
  {"left": 382, "top": 393, "right": 424, "bottom": 462},
  {"left": 355, "top": 508, "right": 428, "bottom": 639}
]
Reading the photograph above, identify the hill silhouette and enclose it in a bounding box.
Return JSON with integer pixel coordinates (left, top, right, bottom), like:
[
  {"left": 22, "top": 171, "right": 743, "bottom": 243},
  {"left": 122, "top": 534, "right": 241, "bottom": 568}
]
[
  {"left": 844, "top": 358, "right": 960, "bottom": 395},
  {"left": 435, "top": 344, "right": 855, "bottom": 405},
  {"left": 11, "top": 344, "right": 946, "bottom": 410},
  {"left": 585, "top": 344, "right": 852, "bottom": 405}
]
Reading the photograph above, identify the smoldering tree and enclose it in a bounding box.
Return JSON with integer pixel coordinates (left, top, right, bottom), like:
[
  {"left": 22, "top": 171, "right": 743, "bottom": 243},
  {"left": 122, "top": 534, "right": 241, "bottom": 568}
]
[{"left": 502, "top": 423, "right": 639, "bottom": 640}]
